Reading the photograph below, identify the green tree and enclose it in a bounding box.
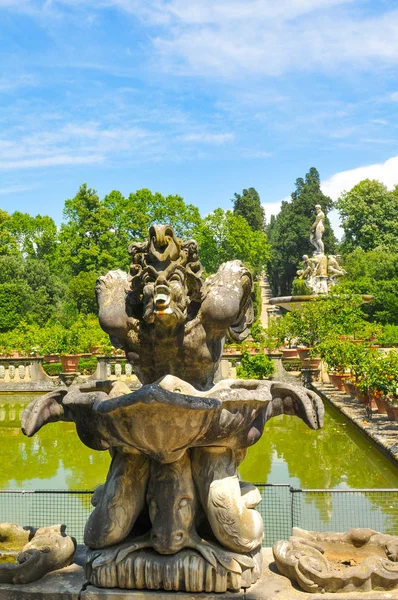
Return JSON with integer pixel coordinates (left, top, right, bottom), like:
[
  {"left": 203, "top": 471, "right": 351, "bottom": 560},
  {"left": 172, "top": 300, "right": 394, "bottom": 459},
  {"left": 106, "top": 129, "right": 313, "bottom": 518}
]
[
  {"left": 68, "top": 272, "right": 99, "bottom": 314},
  {"left": 341, "top": 247, "right": 398, "bottom": 281},
  {"left": 197, "top": 209, "right": 270, "bottom": 276},
  {"left": 232, "top": 187, "right": 265, "bottom": 231},
  {"left": 267, "top": 167, "right": 336, "bottom": 295},
  {"left": 0, "top": 210, "right": 17, "bottom": 256},
  {"left": 61, "top": 185, "right": 204, "bottom": 277},
  {"left": 60, "top": 184, "right": 123, "bottom": 276},
  {"left": 0, "top": 256, "right": 65, "bottom": 327},
  {"left": 7, "top": 212, "right": 58, "bottom": 262},
  {"left": 336, "top": 180, "right": 398, "bottom": 252},
  {"left": 334, "top": 247, "right": 398, "bottom": 325},
  {"left": 121, "top": 188, "right": 202, "bottom": 240},
  {"left": 0, "top": 282, "right": 31, "bottom": 330}
]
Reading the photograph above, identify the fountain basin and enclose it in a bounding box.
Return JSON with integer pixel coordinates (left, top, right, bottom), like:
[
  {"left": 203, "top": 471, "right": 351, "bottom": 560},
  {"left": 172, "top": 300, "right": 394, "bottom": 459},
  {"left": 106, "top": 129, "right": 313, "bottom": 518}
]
[
  {"left": 273, "top": 527, "right": 398, "bottom": 594},
  {"left": 269, "top": 294, "right": 374, "bottom": 312}
]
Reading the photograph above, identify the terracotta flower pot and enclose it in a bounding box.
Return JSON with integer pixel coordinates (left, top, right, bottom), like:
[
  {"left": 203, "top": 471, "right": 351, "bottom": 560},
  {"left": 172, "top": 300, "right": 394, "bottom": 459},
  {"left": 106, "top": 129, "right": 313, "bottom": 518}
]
[
  {"left": 354, "top": 385, "right": 368, "bottom": 403},
  {"left": 328, "top": 373, "right": 347, "bottom": 392},
  {"left": 43, "top": 354, "right": 60, "bottom": 363},
  {"left": 297, "top": 347, "right": 311, "bottom": 361},
  {"left": 301, "top": 357, "right": 322, "bottom": 370},
  {"left": 373, "top": 395, "right": 389, "bottom": 415},
  {"left": 282, "top": 348, "right": 299, "bottom": 360},
  {"left": 343, "top": 380, "right": 356, "bottom": 399},
  {"left": 60, "top": 354, "right": 81, "bottom": 373}
]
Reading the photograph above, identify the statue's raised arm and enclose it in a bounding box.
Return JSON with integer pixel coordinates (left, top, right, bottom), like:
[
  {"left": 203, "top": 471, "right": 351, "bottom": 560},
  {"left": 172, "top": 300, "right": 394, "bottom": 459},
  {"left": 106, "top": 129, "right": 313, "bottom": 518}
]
[{"left": 200, "top": 260, "right": 253, "bottom": 342}]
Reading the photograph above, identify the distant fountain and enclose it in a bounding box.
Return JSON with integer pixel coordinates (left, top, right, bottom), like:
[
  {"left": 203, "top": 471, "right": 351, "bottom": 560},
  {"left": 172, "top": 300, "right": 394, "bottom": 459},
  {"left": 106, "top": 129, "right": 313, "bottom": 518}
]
[{"left": 270, "top": 205, "right": 372, "bottom": 311}]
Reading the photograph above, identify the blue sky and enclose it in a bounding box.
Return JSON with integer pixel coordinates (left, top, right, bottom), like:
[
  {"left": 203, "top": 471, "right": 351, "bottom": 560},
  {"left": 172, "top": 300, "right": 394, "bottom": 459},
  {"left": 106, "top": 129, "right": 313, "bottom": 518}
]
[{"left": 1, "top": 0, "right": 398, "bottom": 237}]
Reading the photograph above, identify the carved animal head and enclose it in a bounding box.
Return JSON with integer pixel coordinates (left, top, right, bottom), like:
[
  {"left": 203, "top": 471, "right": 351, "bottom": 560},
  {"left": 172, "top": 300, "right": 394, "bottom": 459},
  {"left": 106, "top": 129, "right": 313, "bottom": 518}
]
[
  {"left": 147, "top": 452, "right": 196, "bottom": 554},
  {"left": 128, "top": 225, "right": 203, "bottom": 329}
]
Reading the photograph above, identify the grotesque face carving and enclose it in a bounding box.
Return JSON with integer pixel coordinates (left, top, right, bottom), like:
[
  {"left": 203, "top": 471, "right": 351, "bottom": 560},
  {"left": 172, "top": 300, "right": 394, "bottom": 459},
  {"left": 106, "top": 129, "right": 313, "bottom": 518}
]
[{"left": 128, "top": 225, "right": 203, "bottom": 328}]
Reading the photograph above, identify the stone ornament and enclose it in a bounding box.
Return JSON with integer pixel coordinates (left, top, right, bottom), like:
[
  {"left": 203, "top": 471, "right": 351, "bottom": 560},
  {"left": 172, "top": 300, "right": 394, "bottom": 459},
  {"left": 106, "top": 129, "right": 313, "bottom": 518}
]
[
  {"left": 21, "top": 225, "right": 324, "bottom": 593},
  {"left": 297, "top": 207, "right": 346, "bottom": 295},
  {"left": 0, "top": 523, "right": 76, "bottom": 585},
  {"left": 309, "top": 204, "right": 325, "bottom": 255},
  {"left": 273, "top": 527, "right": 398, "bottom": 594}
]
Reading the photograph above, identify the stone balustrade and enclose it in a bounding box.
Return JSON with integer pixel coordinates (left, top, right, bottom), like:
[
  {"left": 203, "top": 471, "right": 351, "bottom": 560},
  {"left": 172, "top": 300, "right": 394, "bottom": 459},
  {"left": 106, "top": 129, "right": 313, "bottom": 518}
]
[
  {"left": 89, "top": 356, "right": 138, "bottom": 384},
  {"left": 0, "top": 357, "right": 52, "bottom": 384}
]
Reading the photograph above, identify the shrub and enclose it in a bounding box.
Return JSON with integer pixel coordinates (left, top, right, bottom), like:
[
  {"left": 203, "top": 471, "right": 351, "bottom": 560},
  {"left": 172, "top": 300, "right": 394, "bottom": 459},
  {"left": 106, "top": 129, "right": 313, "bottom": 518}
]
[
  {"left": 335, "top": 278, "right": 398, "bottom": 325},
  {"left": 43, "top": 356, "right": 99, "bottom": 376},
  {"left": 378, "top": 324, "right": 398, "bottom": 347},
  {"left": 42, "top": 362, "right": 63, "bottom": 376},
  {"left": 237, "top": 351, "right": 275, "bottom": 380},
  {"left": 283, "top": 295, "right": 365, "bottom": 347},
  {"left": 291, "top": 278, "right": 311, "bottom": 296}
]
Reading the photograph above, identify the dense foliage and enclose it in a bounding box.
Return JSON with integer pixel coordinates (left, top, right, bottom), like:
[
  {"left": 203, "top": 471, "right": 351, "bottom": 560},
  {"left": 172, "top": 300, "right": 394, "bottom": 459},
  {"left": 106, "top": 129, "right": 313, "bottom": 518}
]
[
  {"left": 232, "top": 187, "right": 265, "bottom": 232},
  {"left": 196, "top": 208, "right": 270, "bottom": 276},
  {"left": 236, "top": 351, "right": 275, "bottom": 380},
  {"left": 1, "top": 171, "right": 398, "bottom": 363},
  {"left": 266, "top": 167, "right": 336, "bottom": 295},
  {"left": 0, "top": 183, "right": 272, "bottom": 352},
  {"left": 336, "top": 179, "right": 398, "bottom": 253}
]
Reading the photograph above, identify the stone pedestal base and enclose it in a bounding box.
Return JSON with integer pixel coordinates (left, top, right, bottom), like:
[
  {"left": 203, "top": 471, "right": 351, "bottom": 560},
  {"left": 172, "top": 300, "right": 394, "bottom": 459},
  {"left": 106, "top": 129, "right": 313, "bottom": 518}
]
[
  {"left": 2, "top": 548, "right": 398, "bottom": 600},
  {"left": 86, "top": 547, "right": 262, "bottom": 593}
]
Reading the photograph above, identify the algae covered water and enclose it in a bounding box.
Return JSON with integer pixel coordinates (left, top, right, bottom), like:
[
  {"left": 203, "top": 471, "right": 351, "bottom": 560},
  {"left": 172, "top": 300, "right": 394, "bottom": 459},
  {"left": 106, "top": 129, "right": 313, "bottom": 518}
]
[
  {"left": 1, "top": 393, "right": 398, "bottom": 542},
  {"left": 2, "top": 394, "right": 398, "bottom": 491}
]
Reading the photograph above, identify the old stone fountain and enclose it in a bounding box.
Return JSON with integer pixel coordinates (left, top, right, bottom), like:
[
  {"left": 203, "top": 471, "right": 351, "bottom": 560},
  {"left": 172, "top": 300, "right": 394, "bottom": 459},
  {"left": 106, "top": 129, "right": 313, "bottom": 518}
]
[
  {"left": 269, "top": 204, "right": 373, "bottom": 312},
  {"left": 19, "top": 225, "right": 326, "bottom": 593},
  {"left": 273, "top": 527, "right": 398, "bottom": 594}
]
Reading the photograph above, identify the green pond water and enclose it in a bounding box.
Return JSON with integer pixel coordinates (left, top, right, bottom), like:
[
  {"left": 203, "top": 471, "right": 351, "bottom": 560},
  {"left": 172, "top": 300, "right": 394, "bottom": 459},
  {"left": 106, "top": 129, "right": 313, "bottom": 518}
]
[{"left": 1, "top": 393, "right": 398, "bottom": 543}]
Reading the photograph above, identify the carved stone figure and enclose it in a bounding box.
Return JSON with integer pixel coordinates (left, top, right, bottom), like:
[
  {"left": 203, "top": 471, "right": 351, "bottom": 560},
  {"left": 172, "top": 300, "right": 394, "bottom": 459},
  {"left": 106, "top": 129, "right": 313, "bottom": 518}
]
[
  {"left": 297, "top": 252, "right": 345, "bottom": 295},
  {"left": 310, "top": 204, "right": 325, "bottom": 254},
  {"left": 327, "top": 254, "right": 346, "bottom": 279},
  {"left": 0, "top": 524, "right": 75, "bottom": 585},
  {"left": 273, "top": 527, "right": 398, "bottom": 594},
  {"left": 21, "top": 225, "right": 324, "bottom": 593},
  {"left": 97, "top": 225, "right": 253, "bottom": 391}
]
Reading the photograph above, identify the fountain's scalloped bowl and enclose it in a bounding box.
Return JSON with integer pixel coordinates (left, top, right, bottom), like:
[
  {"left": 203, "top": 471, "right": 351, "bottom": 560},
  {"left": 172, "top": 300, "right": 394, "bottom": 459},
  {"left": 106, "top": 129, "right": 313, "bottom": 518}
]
[{"left": 273, "top": 527, "right": 398, "bottom": 594}]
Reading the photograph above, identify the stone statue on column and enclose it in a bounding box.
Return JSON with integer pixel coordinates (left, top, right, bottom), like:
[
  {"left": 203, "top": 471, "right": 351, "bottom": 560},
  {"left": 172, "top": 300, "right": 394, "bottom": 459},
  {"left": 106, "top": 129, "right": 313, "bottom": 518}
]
[{"left": 309, "top": 204, "right": 325, "bottom": 254}]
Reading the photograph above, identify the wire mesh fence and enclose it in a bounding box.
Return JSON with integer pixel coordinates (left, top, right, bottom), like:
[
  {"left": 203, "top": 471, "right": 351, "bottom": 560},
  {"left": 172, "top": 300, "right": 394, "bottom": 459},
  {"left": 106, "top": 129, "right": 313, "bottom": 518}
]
[
  {"left": 0, "top": 490, "right": 93, "bottom": 543},
  {"left": 290, "top": 488, "right": 398, "bottom": 539},
  {"left": 1, "top": 486, "right": 398, "bottom": 546}
]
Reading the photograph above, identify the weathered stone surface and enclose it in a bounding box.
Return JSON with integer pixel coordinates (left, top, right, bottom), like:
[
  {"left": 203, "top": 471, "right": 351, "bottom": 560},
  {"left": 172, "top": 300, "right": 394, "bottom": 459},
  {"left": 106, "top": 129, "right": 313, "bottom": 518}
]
[
  {"left": 0, "top": 563, "right": 84, "bottom": 600},
  {"left": 1, "top": 549, "right": 397, "bottom": 600},
  {"left": 310, "top": 204, "right": 325, "bottom": 255},
  {"left": 0, "top": 525, "right": 76, "bottom": 585},
  {"left": 20, "top": 225, "right": 325, "bottom": 593},
  {"left": 273, "top": 528, "right": 398, "bottom": 594},
  {"left": 295, "top": 206, "right": 346, "bottom": 295},
  {"left": 86, "top": 546, "right": 262, "bottom": 592},
  {"left": 96, "top": 225, "right": 254, "bottom": 391}
]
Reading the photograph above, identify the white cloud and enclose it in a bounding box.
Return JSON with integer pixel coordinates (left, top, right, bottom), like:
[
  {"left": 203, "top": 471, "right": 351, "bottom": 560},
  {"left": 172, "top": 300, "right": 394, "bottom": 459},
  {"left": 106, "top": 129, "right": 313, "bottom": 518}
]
[
  {"left": 148, "top": 3, "right": 398, "bottom": 77},
  {"left": 178, "top": 133, "right": 234, "bottom": 144},
  {"left": 0, "top": 155, "right": 104, "bottom": 169},
  {"left": 321, "top": 155, "right": 398, "bottom": 201},
  {"left": 262, "top": 200, "right": 283, "bottom": 223},
  {"left": 244, "top": 150, "right": 272, "bottom": 158},
  {"left": 0, "top": 74, "right": 37, "bottom": 92},
  {"left": 5, "top": 1, "right": 398, "bottom": 79},
  {"left": 271, "top": 155, "right": 398, "bottom": 240},
  {"left": 0, "top": 184, "right": 33, "bottom": 194}
]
